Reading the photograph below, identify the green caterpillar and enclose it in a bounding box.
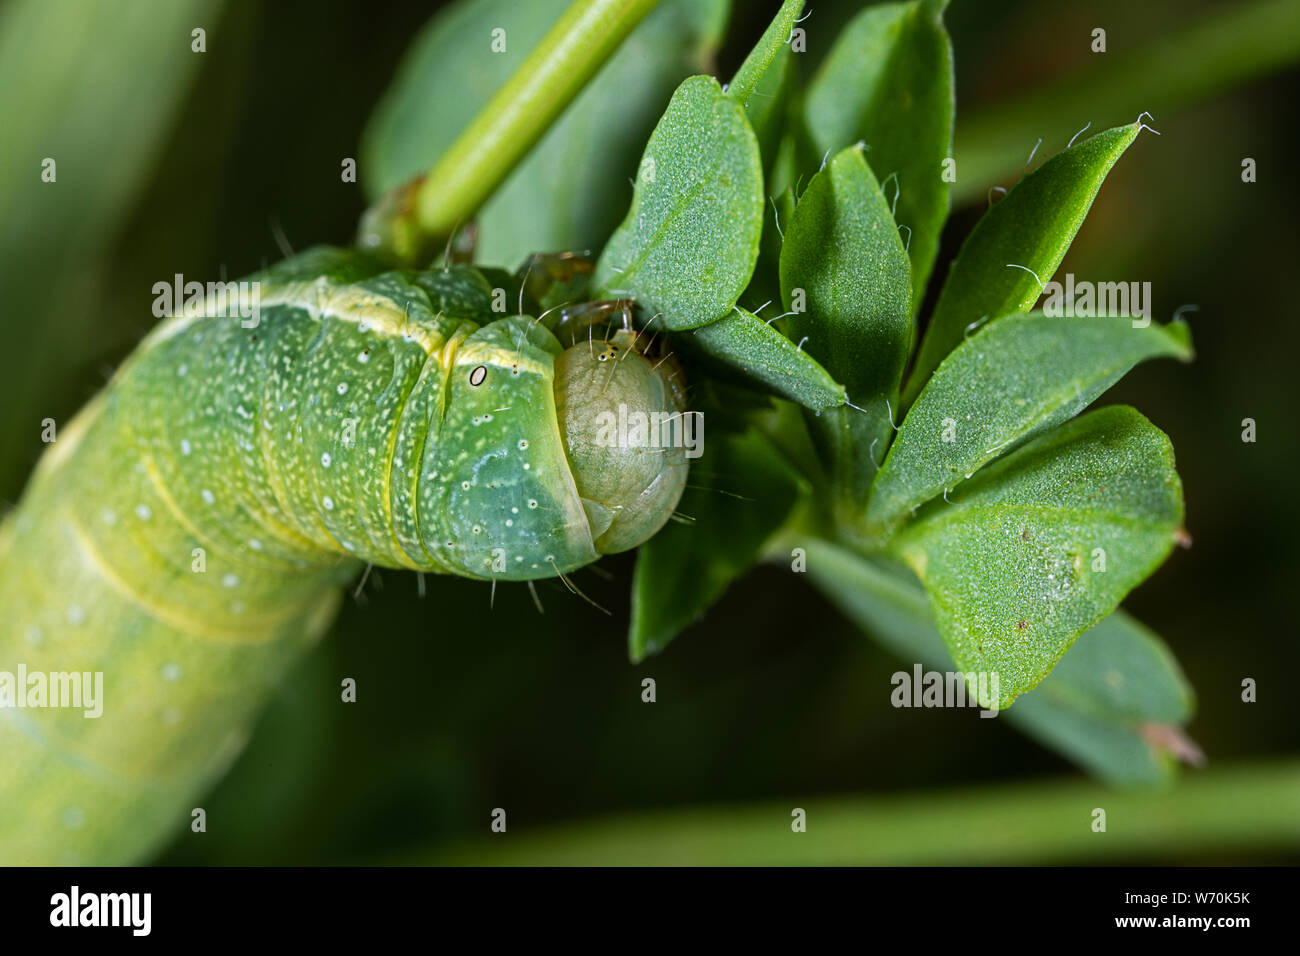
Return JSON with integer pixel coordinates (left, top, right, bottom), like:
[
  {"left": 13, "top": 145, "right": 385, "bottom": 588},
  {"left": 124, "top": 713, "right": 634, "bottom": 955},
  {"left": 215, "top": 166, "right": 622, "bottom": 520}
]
[{"left": 0, "top": 246, "right": 688, "bottom": 864}]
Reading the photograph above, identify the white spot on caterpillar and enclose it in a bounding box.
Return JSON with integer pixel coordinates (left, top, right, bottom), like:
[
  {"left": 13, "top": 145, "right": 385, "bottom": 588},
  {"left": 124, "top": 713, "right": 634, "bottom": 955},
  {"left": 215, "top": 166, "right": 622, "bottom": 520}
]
[
  {"left": 470, "top": 365, "right": 487, "bottom": 386},
  {"left": 61, "top": 807, "right": 86, "bottom": 829},
  {"left": 24, "top": 625, "right": 43, "bottom": 646},
  {"left": 321, "top": 453, "right": 332, "bottom": 467},
  {"left": 180, "top": 438, "right": 193, "bottom": 456},
  {"left": 523, "top": 463, "right": 531, "bottom": 471},
  {"left": 528, "top": 499, "right": 538, "bottom": 509},
  {"left": 101, "top": 509, "right": 117, "bottom": 526},
  {"left": 358, "top": 351, "right": 369, "bottom": 363},
  {"left": 135, "top": 504, "right": 152, "bottom": 520},
  {"left": 505, "top": 520, "right": 513, "bottom": 527},
  {"left": 201, "top": 489, "right": 215, "bottom": 505},
  {"left": 337, "top": 383, "right": 348, "bottom": 395},
  {"left": 66, "top": 605, "right": 85, "bottom": 625},
  {"left": 178, "top": 364, "right": 188, "bottom": 377},
  {"left": 162, "top": 663, "right": 182, "bottom": 682},
  {"left": 322, "top": 496, "right": 335, "bottom": 510},
  {"left": 222, "top": 573, "right": 239, "bottom": 588},
  {"left": 248, "top": 538, "right": 263, "bottom": 551}
]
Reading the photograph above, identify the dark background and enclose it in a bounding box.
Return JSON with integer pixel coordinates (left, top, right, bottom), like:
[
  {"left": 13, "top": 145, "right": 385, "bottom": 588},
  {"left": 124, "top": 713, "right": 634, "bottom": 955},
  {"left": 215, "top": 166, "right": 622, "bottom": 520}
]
[{"left": 2, "top": 0, "right": 1295, "bottom": 863}]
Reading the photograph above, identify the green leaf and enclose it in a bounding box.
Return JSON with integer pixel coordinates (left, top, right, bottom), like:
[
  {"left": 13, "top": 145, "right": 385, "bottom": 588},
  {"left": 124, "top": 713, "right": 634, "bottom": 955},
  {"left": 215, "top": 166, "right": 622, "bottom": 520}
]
[
  {"left": 1010, "top": 612, "right": 1196, "bottom": 784},
  {"left": 904, "top": 123, "right": 1142, "bottom": 402},
  {"left": 726, "top": 0, "right": 802, "bottom": 105},
  {"left": 889, "top": 406, "right": 1185, "bottom": 707},
  {"left": 804, "top": 0, "right": 954, "bottom": 311},
  {"left": 798, "top": 539, "right": 1195, "bottom": 785},
  {"left": 685, "top": 309, "right": 847, "bottom": 410},
  {"left": 592, "top": 75, "right": 764, "bottom": 329},
  {"left": 362, "top": 0, "right": 728, "bottom": 268},
  {"left": 630, "top": 430, "right": 801, "bottom": 661},
  {"left": 778, "top": 145, "right": 911, "bottom": 506},
  {"left": 738, "top": 37, "right": 795, "bottom": 184},
  {"left": 803, "top": 4, "right": 909, "bottom": 155},
  {"left": 868, "top": 313, "right": 1193, "bottom": 533},
  {"left": 780, "top": 146, "right": 911, "bottom": 406}
]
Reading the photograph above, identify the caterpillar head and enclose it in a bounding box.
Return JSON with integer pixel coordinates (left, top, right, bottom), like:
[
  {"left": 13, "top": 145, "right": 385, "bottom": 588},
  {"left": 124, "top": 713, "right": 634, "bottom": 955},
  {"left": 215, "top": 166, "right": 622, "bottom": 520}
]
[{"left": 552, "top": 326, "right": 690, "bottom": 554}]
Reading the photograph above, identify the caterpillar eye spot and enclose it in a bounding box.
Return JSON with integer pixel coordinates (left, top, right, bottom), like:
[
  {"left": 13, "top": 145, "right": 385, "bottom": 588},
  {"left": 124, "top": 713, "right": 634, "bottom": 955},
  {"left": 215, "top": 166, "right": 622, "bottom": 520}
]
[{"left": 469, "top": 365, "right": 487, "bottom": 386}]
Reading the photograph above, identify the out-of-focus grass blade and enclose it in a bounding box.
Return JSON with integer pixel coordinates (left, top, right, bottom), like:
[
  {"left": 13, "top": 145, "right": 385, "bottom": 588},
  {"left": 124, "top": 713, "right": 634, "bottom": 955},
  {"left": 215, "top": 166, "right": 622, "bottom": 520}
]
[
  {"left": 417, "top": 760, "right": 1298, "bottom": 864},
  {"left": 0, "top": 0, "right": 222, "bottom": 497},
  {"left": 953, "top": 0, "right": 1300, "bottom": 203}
]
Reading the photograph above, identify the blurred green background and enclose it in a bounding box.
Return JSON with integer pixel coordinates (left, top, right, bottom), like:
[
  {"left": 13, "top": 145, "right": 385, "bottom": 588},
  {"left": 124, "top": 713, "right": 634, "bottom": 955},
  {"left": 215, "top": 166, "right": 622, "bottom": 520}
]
[{"left": 1, "top": 0, "right": 1296, "bottom": 863}]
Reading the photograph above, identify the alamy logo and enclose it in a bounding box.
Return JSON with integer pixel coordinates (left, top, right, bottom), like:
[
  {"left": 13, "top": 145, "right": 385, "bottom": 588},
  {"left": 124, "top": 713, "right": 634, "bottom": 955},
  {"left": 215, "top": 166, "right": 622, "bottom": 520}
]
[
  {"left": 1041, "top": 273, "right": 1152, "bottom": 327},
  {"left": 50, "top": 886, "right": 151, "bottom": 936},
  {"left": 594, "top": 405, "right": 704, "bottom": 459},
  {"left": 0, "top": 665, "right": 102, "bottom": 718},
  {"left": 891, "top": 664, "right": 1000, "bottom": 718},
  {"left": 152, "top": 273, "right": 262, "bottom": 328}
]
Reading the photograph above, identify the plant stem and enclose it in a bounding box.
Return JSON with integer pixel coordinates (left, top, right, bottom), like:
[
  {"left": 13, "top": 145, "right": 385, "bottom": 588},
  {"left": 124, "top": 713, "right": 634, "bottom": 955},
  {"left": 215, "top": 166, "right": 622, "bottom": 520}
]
[
  {"left": 953, "top": 0, "right": 1300, "bottom": 203},
  {"left": 414, "top": 0, "right": 663, "bottom": 242},
  {"left": 420, "top": 760, "right": 1300, "bottom": 864}
]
